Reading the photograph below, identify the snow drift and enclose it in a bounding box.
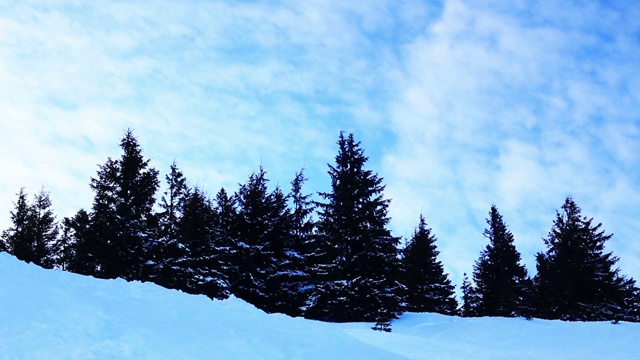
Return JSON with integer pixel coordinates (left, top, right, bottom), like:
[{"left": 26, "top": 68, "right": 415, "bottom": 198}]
[{"left": 1, "top": 253, "right": 638, "bottom": 359}]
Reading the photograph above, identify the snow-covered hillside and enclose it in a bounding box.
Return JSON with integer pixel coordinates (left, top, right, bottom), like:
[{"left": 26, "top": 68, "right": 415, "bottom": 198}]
[{"left": 1, "top": 253, "right": 638, "bottom": 359}]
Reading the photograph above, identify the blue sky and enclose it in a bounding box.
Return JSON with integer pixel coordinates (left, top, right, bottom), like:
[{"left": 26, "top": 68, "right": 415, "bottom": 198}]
[{"left": 1, "top": 0, "right": 640, "bottom": 288}]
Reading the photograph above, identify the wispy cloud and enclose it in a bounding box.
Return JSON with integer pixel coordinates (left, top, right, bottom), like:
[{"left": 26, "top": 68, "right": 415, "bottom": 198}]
[
  {"left": 0, "top": 0, "right": 407, "bottom": 211},
  {"left": 384, "top": 0, "right": 640, "bottom": 280}
]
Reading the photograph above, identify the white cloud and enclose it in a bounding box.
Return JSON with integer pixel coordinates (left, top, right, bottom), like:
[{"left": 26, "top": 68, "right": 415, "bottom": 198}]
[{"left": 384, "top": 0, "right": 640, "bottom": 283}]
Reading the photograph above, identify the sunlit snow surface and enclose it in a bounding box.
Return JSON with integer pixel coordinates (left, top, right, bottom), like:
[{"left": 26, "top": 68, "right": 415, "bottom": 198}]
[{"left": 1, "top": 253, "right": 638, "bottom": 359}]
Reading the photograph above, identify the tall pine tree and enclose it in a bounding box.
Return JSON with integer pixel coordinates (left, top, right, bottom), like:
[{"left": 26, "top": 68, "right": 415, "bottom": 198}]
[
  {"left": 306, "top": 132, "right": 402, "bottom": 324},
  {"left": 401, "top": 214, "right": 457, "bottom": 315},
  {"left": 535, "top": 197, "right": 639, "bottom": 321},
  {"left": 469, "top": 205, "right": 532, "bottom": 317},
  {"left": 68, "top": 130, "right": 160, "bottom": 280}
]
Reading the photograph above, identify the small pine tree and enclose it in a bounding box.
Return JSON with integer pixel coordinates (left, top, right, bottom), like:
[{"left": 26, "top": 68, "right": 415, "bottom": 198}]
[
  {"left": 1, "top": 188, "right": 58, "bottom": 269},
  {"left": 1, "top": 189, "right": 33, "bottom": 259},
  {"left": 211, "top": 187, "right": 237, "bottom": 284},
  {"left": 372, "top": 321, "right": 392, "bottom": 332},
  {"left": 401, "top": 214, "right": 458, "bottom": 315},
  {"left": 61, "top": 209, "right": 93, "bottom": 274},
  {"left": 460, "top": 273, "right": 473, "bottom": 317},
  {"left": 470, "top": 205, "right": 532, "bottom": 317},
  {"left": 534, "top": 197, "right": 639, "bottom": 321}
]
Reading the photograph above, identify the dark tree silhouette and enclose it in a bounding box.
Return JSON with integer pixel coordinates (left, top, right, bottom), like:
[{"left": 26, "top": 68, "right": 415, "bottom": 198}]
[
  {"left": 230, "top": 167, "right": 296, "bottom": 312},
  {"left": 306, "top": 132, "right": 402, "bottom": 324},
  {"left": 401, "top": 214, "right": 457, "bottom": 315},
  {"left": 146, "top": 161, "right": 190, "bottom": 289},
  {"left": 469, "top": 205, "right": 532, "bottom": 318},
  {"left": 460, "top": 273, "right": 473, "bottom": 317},
  {"left": 68, "top": 130, "right": 160, "bottom": 280},
  {"left": 1, "top": 188, "right": 58, "bottom": 269},
  {"left": 535, "top": 197, "right": 639, "bottom": 321}
]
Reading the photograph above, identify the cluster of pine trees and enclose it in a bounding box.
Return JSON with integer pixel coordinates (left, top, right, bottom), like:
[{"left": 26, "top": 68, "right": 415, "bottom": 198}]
[{"left": 2, "top": 130, "right": 639, "bottom": 329}]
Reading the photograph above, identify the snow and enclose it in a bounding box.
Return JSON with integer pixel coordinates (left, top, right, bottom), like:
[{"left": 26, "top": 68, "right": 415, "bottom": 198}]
[{"left": 1, "top": 253, "right": 639, "bottom": 359}]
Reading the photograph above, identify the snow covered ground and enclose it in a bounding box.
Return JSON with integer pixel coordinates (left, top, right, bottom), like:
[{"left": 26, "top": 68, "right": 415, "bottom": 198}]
[{"left": 1, "top": 252, "right": 638, "bottom": 359}]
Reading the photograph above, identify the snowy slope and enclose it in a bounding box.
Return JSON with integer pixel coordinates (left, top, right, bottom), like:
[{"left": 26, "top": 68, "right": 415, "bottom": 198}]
[{"left": 1, "top": 253, "right": 639, "bottom": 360}]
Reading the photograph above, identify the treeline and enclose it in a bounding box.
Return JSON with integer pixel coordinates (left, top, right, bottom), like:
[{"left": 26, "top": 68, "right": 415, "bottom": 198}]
[{"left": 1, "top": 130, "right": 639, "bottom": 329}]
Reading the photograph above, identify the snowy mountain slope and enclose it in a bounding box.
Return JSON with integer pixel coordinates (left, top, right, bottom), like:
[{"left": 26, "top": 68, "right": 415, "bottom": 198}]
[{"left": 1, "top": 253, "right": 639, "bottom": 359}]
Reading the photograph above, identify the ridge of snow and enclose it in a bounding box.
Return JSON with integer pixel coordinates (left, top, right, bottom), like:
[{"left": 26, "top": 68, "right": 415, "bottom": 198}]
[{"left": 1, "top": 253, "right": 639, "bottom": 359}]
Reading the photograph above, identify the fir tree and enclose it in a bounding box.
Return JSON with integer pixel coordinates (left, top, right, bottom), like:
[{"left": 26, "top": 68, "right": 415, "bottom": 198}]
[
  {"left": 460, "top": 273, "right": 473, "bottom": 317},
  {"left": 401, "top": 214, "right": 457, "bottom": 315},
  {"left": 266, "top": 170, "right": 316, "bottom": 317},
  {"left": 290, "top": 169, "right": 315, "bottom": 259},
  {"left": 177, "top": 187, "right": 229, "bottom": 300},
  {"left": 306, "top": 132, "right": 402, "bottom": 323},
  {"left": 145, "top": 162, "right": 230, "bottom": 299},
  {"left": 534, "top": 197, "right": 639, "bottom": 321},
  {"left": 211, "top": 187, "right": 237, "bottom": 282},
  {"left": 209, "top": 187, "right": 237, "bottom": 295},
  {"left": 61, "top": 209, "right": 93, "bottom": 274},
  {"left": 1, "top": 188, "right": 58, "bottom": 269},
  {"left": 1, "top": 189, "right": 33, "bottom": 260},
  {"left": 470, "top": 205, "right": 532, "bottom": 318},
  {"left": 147, "top": 161, "right": 190, "bottom": 290},
  {"left": 231, "top": 167, "right": 295, "bottom": 312},
  {"left": 71, "top": 130, "right": 160, "bottom": 280}
]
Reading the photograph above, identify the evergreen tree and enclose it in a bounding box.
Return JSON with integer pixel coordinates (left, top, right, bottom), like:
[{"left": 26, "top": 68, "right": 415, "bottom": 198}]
[
  {"left": 1, "top": 188, "right": 58, "bottom": 269},
  {"left": 401, "top": 214, "right": 457, "bottom": 315},
  {"left": 306, "top": 132, "right": 402, "bottom": 323},
  {"left": 460, "top": 273, "right": 473, "bottom": 317},
  {"left": 280, "top": 169, "right": 316, "bottom": 317},
  {"left": 211, "top": 187, "right": 237, "bottom": 283},
  {"left": 61, "top": 209, "right": 93, "bottom": 274},
  {"left": 71, "top": 130, "right": 160, "bottom": 280},
  {"left": 1, "top": 189, "right": 32, "bottom": 259},
  {"left": 470, "top": 205, "right": 532, "bottom": 317},
  {"left": 147, "top": 161, "right": 190, "bottom": 289},
  {"left": 144, "top": 162, "right": 230, "bottom": 299},
  {"left": 231, "top": 167, "right": 295, "bottom": 312},
  {"left": 534, "top": 197, "right": 639, "bottom": 321},
  {"left": 177, "top": 187, "right": 230, "bottom": 300},
  {"left": 290, "top": 169, "right": 315, "bottom": 244}
]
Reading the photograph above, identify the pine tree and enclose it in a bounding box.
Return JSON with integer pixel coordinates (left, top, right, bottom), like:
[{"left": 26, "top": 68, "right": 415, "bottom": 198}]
[
  {"left": 306, "top": 132, "right": 402, "bottom": 323},
  {"left": 211, "top": 187, "right": 237, "bottom": 283},
  {"left": 70, "top": 130, "right": 160, "bottom": 280},
  {"left": 177, "top": 187, "right": 229, "bottom": 300},
  {"left": 1, "top": 188, "right": 58, "bottom": 269},
  {"left": 231, "top": 167, "right": 295, "bottom": 312},
  {"left": 144, "top": 162, "right": 230, "bottom": 299},
  {"left": 534, "top": 197, "right": 639, "bottom": 321},
  {"left": 61, "top": 209, "right": 93, "bottom": 274},
  {"left": 460, "top": 273, "right": 473, "bottom": 317},
  {"left": 1, "top": 189, "right": 33, "bottom": 260},
  {"left": 401, "top": 214, "right": 457, "bottom": 315},
  {"left": 470, "top": 205, "right": 532, "bottom": 317},
  {"left": 280, "top": 169, "right": 316, "bottom": 317},
  {"left": 147, "top": 161, "right": 190, "bottom": 289},
  {"left": 290, "top": 169, "right": 315, "bottom": 258},
  {"left": 258, "top": 170, "right": 317, "bottom": 317}
]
